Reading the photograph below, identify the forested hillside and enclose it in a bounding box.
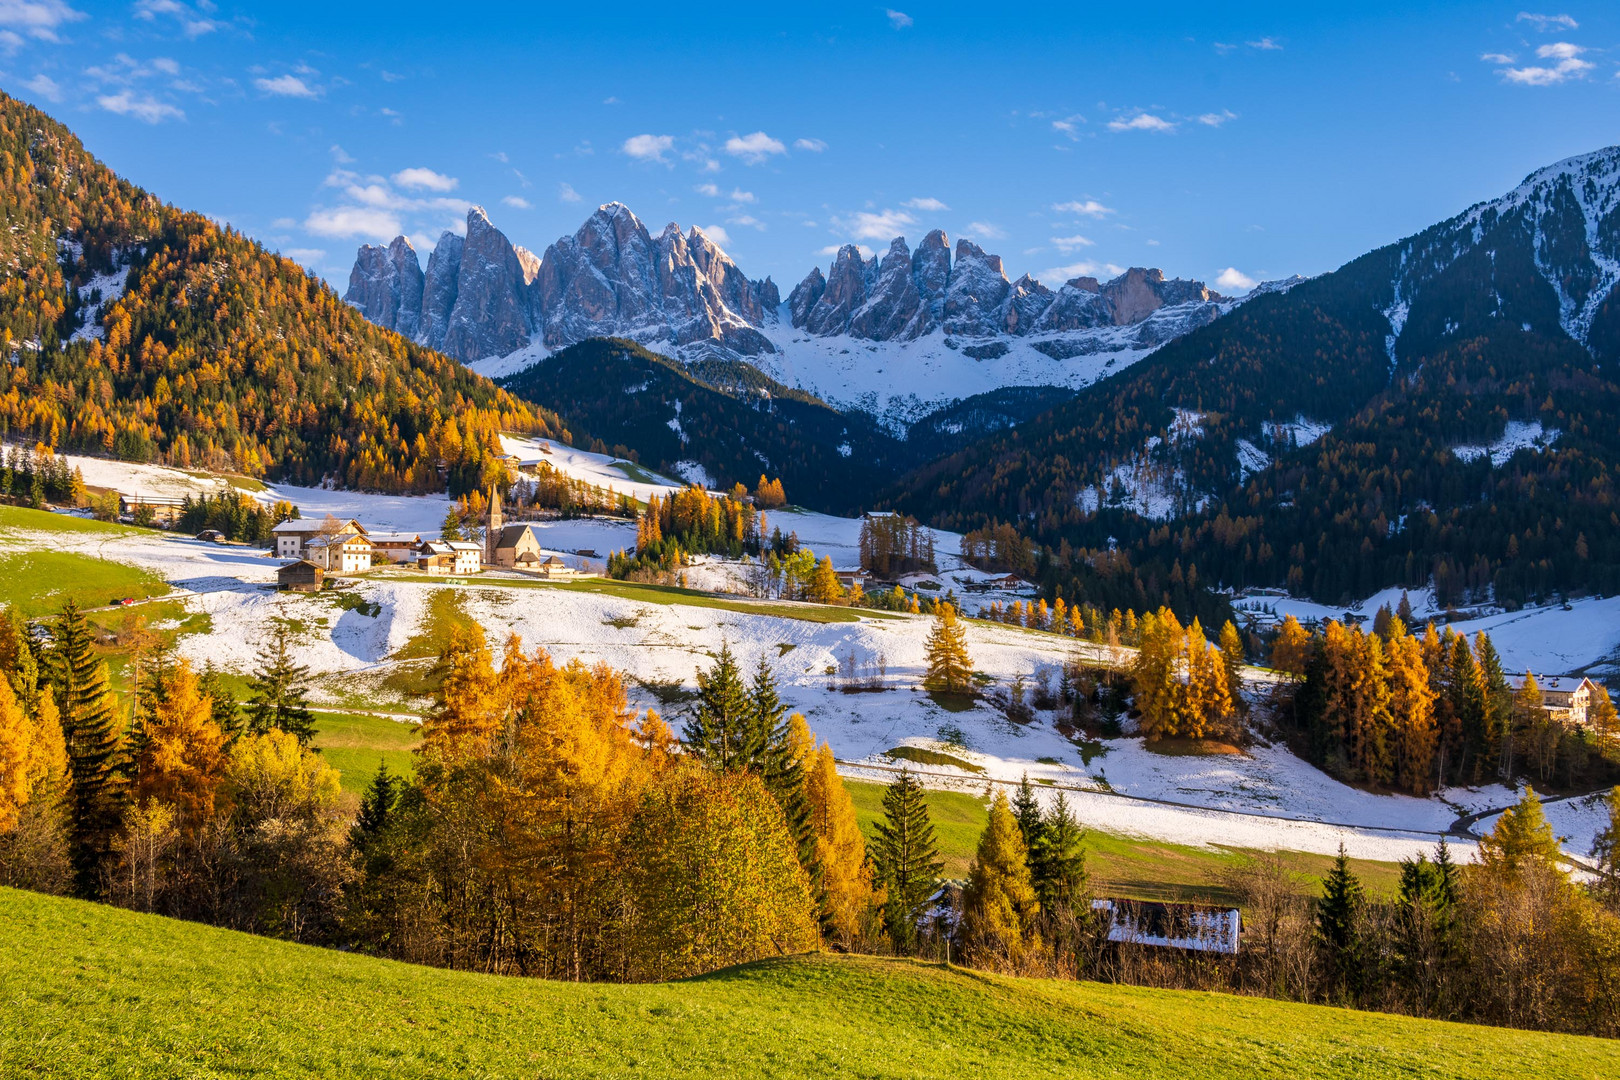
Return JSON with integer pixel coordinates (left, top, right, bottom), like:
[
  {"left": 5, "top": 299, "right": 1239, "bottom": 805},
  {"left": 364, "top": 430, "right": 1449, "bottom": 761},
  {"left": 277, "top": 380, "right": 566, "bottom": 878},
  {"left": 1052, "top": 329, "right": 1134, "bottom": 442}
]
[
  {"left": 501, "top": 338, "right": 911, "bottom": 511},
  {"left": 897, "top": 148, "right": 1620, "bottom": 609},
  {"left": 0, "top": 91, "right": 561, "bottom": 495}
]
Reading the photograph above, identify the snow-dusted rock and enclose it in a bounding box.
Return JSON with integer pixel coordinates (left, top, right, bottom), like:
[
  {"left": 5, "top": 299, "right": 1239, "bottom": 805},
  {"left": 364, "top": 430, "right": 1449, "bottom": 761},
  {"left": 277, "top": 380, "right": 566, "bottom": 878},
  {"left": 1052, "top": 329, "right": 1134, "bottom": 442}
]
[
  {"left": 418, "top": 232, "right": 463, "bottom": 352},
  {"left": 344, "top": 236, "right": 425, "bottom": 340}
]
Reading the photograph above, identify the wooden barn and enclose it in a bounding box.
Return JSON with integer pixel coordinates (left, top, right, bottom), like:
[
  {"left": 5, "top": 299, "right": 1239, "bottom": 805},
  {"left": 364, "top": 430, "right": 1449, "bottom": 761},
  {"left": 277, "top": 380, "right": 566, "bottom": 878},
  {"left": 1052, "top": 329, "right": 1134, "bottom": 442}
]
[{"left": 277, "top": 560, "right": 324, "bottom": 593}]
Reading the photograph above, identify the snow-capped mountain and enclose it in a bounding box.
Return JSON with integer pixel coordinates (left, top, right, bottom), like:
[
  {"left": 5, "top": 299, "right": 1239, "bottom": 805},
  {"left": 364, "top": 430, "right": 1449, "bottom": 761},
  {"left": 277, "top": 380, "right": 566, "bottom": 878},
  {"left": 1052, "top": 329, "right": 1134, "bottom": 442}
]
[{"left": 344, "top": 204, "right": 1230, "bottom": 419}]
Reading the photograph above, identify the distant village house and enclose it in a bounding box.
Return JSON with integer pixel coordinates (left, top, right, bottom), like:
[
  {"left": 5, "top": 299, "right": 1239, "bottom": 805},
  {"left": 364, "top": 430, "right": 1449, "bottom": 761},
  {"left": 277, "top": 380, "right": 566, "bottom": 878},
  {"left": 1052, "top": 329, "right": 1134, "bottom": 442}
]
[
  {"left": 276, "top": 560, "right": 323, "bottom": 593},
  {"left": 1508, "top": 674, "right": 1602, "bottom": 728}
]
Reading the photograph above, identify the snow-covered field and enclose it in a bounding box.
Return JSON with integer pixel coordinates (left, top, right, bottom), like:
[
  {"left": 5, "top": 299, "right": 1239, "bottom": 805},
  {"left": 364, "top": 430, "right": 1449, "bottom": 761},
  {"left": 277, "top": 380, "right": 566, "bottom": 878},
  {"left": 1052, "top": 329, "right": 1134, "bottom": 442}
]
[{"left": 12, "top": 445, "right": 1615, "bottom": 866}]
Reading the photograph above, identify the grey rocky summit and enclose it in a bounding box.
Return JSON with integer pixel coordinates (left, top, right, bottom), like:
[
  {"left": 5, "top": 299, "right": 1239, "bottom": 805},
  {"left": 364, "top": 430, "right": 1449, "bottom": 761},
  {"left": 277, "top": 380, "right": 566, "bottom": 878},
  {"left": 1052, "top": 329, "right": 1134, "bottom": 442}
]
[{"left": 345, "top": 202, "right": 1226, "bottom": 365}]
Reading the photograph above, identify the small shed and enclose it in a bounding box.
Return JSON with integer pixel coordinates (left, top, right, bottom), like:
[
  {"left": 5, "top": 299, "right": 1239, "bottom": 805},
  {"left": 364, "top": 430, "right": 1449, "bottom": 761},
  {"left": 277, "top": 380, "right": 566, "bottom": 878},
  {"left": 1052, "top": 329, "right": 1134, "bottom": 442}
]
[
  {"left": 196, "top": 529, "right": 226, "bottom": 543},
  {"left": 277, "top": 560, "right": 324, "bottom": 593}
]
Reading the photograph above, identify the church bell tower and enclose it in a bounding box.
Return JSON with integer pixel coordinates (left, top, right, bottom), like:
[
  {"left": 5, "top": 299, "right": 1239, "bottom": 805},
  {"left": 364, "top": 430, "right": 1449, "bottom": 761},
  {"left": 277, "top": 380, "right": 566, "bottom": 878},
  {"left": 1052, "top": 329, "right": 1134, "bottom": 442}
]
[{"left": 485, "top": 484, "right": 503, "bottom": 566}]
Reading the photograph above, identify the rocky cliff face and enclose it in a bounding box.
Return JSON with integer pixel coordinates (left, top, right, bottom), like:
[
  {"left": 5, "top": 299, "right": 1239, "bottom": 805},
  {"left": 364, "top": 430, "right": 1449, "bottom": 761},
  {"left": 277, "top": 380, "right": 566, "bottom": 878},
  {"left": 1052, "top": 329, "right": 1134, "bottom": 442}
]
[
  {"left": 345, "top": 203, "right": 778, "bottom": 364},
  {"left": 345, "top": 203, "right": 1229, "bottom": 383}
]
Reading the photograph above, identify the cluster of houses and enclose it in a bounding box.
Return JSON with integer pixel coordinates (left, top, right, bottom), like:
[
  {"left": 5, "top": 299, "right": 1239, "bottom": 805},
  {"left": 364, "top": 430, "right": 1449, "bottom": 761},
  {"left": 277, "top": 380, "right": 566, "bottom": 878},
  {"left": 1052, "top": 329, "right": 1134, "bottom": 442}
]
[{"left": 272, "top": 494, "right": 587, "bottom": 592}]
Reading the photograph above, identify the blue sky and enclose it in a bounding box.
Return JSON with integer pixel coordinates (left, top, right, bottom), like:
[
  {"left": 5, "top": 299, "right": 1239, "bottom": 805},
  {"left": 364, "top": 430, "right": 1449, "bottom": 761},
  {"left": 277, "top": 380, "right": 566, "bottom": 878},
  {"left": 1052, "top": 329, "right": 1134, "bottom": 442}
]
[{"left": 7, "top": 2, "right": 1619, "bottom": 293}]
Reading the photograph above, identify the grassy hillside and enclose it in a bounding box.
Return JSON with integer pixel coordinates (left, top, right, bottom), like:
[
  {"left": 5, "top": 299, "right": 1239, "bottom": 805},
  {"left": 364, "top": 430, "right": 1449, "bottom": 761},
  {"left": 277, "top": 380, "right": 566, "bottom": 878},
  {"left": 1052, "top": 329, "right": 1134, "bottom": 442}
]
[{"left": 3, "top": 888, "right": 1613, "bottom": 1079}]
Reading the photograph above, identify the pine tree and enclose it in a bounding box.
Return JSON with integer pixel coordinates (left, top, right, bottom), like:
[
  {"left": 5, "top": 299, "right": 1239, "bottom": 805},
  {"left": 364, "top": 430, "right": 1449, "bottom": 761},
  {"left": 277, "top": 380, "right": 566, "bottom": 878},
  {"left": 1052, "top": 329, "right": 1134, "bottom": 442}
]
[
  {"left": 961, "top": 791, "right": 1041, "bottom": 963},
  {"left": 1314, "top": 844, "right": 1364, "bottom": 1001},
  {"left": 47, "top": 599, "right": 126, "bottom": 895},
  {"left": 245, "top": 621, "right": 315, "bottom": 744},
  {"left": 351, "top": 760, "right": 399, "bottom": 857},
  {"left": 683, "top": 641, "right": 754, "bottom": 772},
  {"left": 197, "top": 661, "right": 243, "bottom": 741},
  {"left": 923, "top": 603, "right": 973, "bottom": 694},
  {"left": 1478, "top": 785, "right": 1563, "bottom": 873},
  {"left": 1031, "top": 792, "right": 1088, "bottom": 910},
  {"left": 1474, "top": 633, "right": 1513, "bottom": 779},
  {"left": 872, "top": 768, "right": 944, "bottom": 953},
  {"left": 745, "top": 659, "right": 820, "bottom": 900},
  {"left": 1011, "top": 774, "right": 1045, "bottom": 854}
]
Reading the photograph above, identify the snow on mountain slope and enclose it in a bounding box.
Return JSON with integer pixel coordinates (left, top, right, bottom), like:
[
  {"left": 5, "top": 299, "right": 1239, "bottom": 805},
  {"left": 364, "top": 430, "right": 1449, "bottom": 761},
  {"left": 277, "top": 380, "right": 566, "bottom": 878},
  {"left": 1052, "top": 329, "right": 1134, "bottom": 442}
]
[{"left": 348, "top": 203, "right": 1239, "bottom": 422}]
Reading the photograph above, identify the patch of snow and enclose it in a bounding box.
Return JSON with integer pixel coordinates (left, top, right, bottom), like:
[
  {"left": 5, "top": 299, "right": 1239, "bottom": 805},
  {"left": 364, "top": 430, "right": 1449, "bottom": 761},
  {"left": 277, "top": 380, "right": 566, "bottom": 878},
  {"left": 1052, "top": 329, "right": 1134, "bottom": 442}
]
[
  {"left": 1262, "top": 415, "right": 1332, "bottom": 449},
  {"left": 836, "top": 442, "right": 852, "bottom": 458},
  {"left": 1235, "top": 438, "right": 1270, "bottom": 480},
  {"left": 1452, "top": 420, "right": 1559, "bottom": 468},
  {"left": 670, "top": 460, "right": 715, "bottom": 488}
]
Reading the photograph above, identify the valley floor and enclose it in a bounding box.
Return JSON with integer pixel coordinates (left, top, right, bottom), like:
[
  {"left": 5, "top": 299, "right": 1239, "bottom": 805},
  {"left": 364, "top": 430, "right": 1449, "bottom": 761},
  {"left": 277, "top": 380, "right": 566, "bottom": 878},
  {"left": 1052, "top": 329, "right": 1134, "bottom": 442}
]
[
  {"left": 3, "top": 887, "right": 1614, "bottom": 1079},
  {"left": 7, "top": 444, "right": 1618, "bottom": 865}
]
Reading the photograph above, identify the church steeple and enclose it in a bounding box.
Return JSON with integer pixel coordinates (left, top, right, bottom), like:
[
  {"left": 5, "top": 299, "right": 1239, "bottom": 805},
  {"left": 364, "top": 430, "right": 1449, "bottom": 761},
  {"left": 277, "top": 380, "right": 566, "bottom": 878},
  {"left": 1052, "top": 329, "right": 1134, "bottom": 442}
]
[{"left": 485, "top": 483, "right": 503, "bottom": 566}]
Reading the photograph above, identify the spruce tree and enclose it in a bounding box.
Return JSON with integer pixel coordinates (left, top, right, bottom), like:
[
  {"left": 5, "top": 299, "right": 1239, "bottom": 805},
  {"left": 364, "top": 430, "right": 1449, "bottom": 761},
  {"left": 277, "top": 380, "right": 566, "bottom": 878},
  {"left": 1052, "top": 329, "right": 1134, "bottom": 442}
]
[
  {"left": 245, "top": 621, "right": 316, "bottom": 744},
  {"left": 923, "top": 603, "right": 973, "bottom": 694},
  {"left": 1473, "top": 633, "right": 1513, "bottom": 779},
  {"left": 1591, "top": 786, "right": 1620, "bottom": 910},
  {"left": 746, "top": 658, "right": 821, "bottom": 903},
  {"left": 1011, "top": 774, "right": 1046, "bottom": 854},
  {"left": 351, "top": 760, "right": 399, "bottom": 855},
  {"left": 1033, "top": 792, "right": 1088, "bottom": 909},
  {"left": 683, "top": 641, "right": 754, "bottom": 771},
  {"left": 198, "top": 660, "right": 243, "bottom": 741},
  {"left": 872, "top": 768, "right": 944, "bottom": 953},
  {"left": 1315, "top": 844, "right": 1365, "bottom": 1002},
  {"left": 47, "top": 599, "right": 126, "bottom": 895}
]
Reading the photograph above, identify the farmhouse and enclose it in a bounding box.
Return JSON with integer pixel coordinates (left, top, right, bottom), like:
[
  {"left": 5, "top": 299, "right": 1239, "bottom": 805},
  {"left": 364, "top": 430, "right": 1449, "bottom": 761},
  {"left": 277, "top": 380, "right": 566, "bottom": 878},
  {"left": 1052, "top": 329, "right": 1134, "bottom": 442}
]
[
  {"left": 118, "top": 492, "right": 186, "bottom": 525},
  {"left": 276, "top": 560, "right": 323, "bottom": 593},
  {"left": 272, "top": 517, "right": 364, "bottom": 559},
  {"left": 304, "top": 530, "right": 375, "bottom": 574},
  {"left": 1508, "top": 674, "right": 1603, "bottom": 727},
  {"left": 367, "top": 531, "right": 423, "bottom": 564},
  {"left": 446, "top": 541, "right": 483, "bottom": 575},
  {"left": 415, "top": 540, "right": 456, "bottom": 575}
]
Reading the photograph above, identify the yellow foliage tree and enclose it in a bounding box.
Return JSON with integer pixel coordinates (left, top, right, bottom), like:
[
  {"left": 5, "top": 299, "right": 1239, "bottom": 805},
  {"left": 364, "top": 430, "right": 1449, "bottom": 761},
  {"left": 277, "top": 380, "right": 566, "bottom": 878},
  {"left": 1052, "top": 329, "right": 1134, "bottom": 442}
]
[
  {"left": 804, "top": 738, "right": 876, "bottom": 946},
  {"left": 0, "top": 677, "right": 30, "bottom": 833},
  {"left": 924, "top": 603, "right": 973, "bottom": 693},
  {"left": 961, "top": 790, "right": 1041, "bottom": 966},
  {"left": 134, "top": 660, "right": 227, "bottom": 835}
]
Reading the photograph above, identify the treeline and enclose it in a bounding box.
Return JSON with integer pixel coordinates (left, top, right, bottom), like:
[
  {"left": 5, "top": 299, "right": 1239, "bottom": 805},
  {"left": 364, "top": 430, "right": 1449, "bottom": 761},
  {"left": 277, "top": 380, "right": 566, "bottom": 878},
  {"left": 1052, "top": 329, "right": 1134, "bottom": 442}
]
[
  {"left": 1273, "top": 614, "right": 1620, "bottom": 794},
  {"left": 858, "top": 513, "right": 936, "bottom": 577},
  {"left": 611, "top": 486, "right": 766, "bottom": 578},
  {"left": 498, "top": 337, "right": 904, "bottom": 514},
  {"left": 892, "top": 212, "right": 1620, "bottom": 610},
  {"left": 177, "top": 491, "right": 298, "bottom": 544},
  {"left": 0, "top": 443, "right": 79, "bottom": 507},
  {"left": 513, "top": 462, "right": 638, "bottom": 518},
  {"left": 0, "top": 91, "right": 560, "bottom": 497}
]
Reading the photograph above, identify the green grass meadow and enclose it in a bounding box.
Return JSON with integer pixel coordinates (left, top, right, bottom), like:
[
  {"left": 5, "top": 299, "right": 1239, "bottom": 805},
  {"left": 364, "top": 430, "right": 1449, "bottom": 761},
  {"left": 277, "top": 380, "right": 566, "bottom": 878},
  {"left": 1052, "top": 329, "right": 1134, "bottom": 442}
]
[
  {"left": 0, "top": 550, "right": 168, "bottom": 619},
  {"left": 2, "top": 887, "right": 1612, "bottom": 1079},
  {"left": 311, "top": 711, "right": 421, "bottom": 796}
]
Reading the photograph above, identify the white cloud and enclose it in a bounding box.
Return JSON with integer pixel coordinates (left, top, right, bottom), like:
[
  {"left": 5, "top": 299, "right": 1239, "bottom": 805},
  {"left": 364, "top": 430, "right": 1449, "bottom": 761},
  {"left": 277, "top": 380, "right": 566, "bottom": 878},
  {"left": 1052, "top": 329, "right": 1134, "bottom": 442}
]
[
  {"left": 558, "top": 182, "right": 582, "bottom": 203},
  {"left": 1050, "top": 234, "right": 1094, "bottom": 251},
  {"left": 833, "top": 209, "right": 916, "bottom": 241},
  {"left": 0, "top": 0, "right": 85, "bottom": 43},
  {"left": 501, "top": 195, "right": 532, "bottom": 210},
  {"left": 725, "top": 131, "right": 787, "bottom": 164},
  {"left": 1196, "top": 110, "right": 1237, "bottom": 127},
  {"left": 303, "top": 206, "right": 402, "bottom": 240},
  {"left": 1481, "top": 52, "right": 1517, "bottom": 64},
  {"left": 603, "top": 95, "right": 619, "bottom": 105},
  {"left": 330, "top": 144, "right": 355, "bottom": 164},
  {"left": 965, "top": 221, "right": 1006, "bottom": 240},
  {"left": 1051, "top": 115, "right": 1085, "bottom": 140},
  {"left": 1052, "top": 199, "right": 1114, "bottom": 217},
  {"left": 695, "top": 183, "right": 721, "bottom": 197},
  {"left": 1215, "top": 267, "right": 1258, "bottom": 292},
  {"left": 1517, "top": 12, "right": 1578, "bottom": 32},
  {"left": 1247, "top": 36, "right": 1282, "bottom": 50},
  {"left": 1107, "top": 113, "right": 1175, "bottom": 133},
  {"left": 794, "top": 137, "right": 827, "bottom": 152},
  {"left": 728, "top": 188, "right": 756, "bottom": 204},
  {"left": 151, "top": 56, "right": 180, "bottom": 75},
  {"left": 97, "top": 91, "right": 183, "bottom": 123},
  {"left": 391, "top": 167, "right": 458, "bottom": 192},
  {"left": 819, "top": 243, "right": 873, "bottom": 258},
  {"left": 886, "top": 9, "right": 912, "bottom": 29},
  {"left": 1497, "top": 42, "right": 1593, "bottom": 84},
  {"left": 622, "top": 133, "right": 675, "bottom": 163},
  {"left": 698, "top": 224, "right": 732, "bottom": 246},
  {"left": 1037, "top": 260, "right": 1125, "bottom": 286},
  {"left": 134, "top": 0, "right": 216, "bottom": 37},
  {"left": 282, "top": 247, "right": 326, "bottom": 265},
  {"left": 728, "top": 214, "right": 764, "bottom": 230},
  {"left": 254, "top": 74, "right": 318, "bottom": 99},
  {"left": 904, "top": 197, "right": 949, "bottom": 212},
  {"left": 23, "top": 73, "right": 61, "bottom": 101}
]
